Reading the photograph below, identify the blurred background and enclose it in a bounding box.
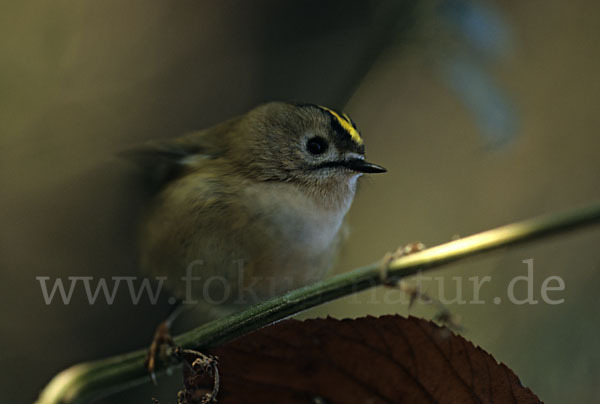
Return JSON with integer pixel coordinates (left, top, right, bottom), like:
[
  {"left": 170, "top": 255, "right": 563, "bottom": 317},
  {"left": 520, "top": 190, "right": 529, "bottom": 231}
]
[{"left": 2, "top": 0, "right": 600, "bottom": 402}]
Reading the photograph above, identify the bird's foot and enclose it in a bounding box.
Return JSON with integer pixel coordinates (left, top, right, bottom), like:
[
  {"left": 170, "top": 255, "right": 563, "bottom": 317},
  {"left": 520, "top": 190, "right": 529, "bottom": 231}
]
[
  {"left": 379, "top": 242, "right": 426, "bottom": 286},
  {"left": 146, "top": 320, "right": 176, "bottom": 384},
  {"left": 379, "top": 242, "right": 463, "bottom": 331}
]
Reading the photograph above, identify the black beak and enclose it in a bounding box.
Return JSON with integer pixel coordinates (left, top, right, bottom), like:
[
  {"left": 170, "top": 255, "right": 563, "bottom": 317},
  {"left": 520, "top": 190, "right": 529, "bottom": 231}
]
[{"left": 344, "top": 158, "right": 387, "bottom": 174}]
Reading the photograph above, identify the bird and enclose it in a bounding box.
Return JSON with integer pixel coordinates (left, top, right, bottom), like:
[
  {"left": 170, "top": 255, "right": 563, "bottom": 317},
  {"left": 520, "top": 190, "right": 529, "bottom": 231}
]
[
  {"left": 124, "top": 101, "right": 386, "bottom": 376},
  {"left": 128, "top": 101, "right": 385, "bottom": 307}
]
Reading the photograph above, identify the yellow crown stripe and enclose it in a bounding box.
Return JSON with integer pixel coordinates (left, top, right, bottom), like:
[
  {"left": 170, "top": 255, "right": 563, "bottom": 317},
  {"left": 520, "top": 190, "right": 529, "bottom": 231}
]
[{"left": 319, "top": 106, "right": 363, "bottom": 145}]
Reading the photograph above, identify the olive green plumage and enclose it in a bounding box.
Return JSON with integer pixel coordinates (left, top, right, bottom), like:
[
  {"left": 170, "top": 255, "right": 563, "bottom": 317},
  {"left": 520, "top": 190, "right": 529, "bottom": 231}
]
[{"left": 126, "top": 101, "right": 386, "bottom": 310}]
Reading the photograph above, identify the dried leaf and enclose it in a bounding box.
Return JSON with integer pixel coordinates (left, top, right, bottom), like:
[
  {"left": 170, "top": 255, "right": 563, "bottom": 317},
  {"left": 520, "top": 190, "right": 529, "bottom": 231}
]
[{"left": 184, "top": 315, "right": 541, "bottom": 404}]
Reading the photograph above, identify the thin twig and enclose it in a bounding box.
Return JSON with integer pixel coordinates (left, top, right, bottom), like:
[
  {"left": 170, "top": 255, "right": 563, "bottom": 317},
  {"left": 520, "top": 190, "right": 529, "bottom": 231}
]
[{"left": 35, "top": 201, "right": 600, "bottom": 404}]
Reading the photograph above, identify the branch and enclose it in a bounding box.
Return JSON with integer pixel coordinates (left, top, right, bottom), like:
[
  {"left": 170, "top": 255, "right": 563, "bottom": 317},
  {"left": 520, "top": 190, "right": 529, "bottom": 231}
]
[{"left": 36, "top": 201, "right": 600, "bottom": 404}]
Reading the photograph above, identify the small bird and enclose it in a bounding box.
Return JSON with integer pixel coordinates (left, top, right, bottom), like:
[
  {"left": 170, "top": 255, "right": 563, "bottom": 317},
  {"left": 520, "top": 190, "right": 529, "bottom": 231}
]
[{"left": 127, "top": 101, "right": 386, "bottom": 314}]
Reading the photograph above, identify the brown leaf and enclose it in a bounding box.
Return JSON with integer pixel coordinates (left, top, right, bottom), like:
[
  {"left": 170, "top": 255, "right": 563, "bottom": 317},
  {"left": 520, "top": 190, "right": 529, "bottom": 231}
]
[{"left": 184, "top": 315, "right": 542, "bottom": 404}]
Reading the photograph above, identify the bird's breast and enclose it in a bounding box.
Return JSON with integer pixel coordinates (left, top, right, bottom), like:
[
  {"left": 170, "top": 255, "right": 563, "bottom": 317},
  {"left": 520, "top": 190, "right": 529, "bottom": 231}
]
[{"left": 243, "top": 182, "right": 350, "bottom": 252}]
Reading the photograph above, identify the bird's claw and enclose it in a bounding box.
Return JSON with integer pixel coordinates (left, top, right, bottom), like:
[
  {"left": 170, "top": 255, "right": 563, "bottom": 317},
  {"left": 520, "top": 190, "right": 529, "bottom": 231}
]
[
  {"left": 145, "top": 320, "right": 175, "bottom": 384},
  {"left": 379, "top": 242, "right": 426, "bottom": 286}
]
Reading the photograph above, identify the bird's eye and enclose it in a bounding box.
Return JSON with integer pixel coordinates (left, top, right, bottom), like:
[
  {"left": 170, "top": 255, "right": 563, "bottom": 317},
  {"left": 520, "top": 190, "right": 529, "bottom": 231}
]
[{"left": 306, "top": 137, "right": 328, "bottom": 155}]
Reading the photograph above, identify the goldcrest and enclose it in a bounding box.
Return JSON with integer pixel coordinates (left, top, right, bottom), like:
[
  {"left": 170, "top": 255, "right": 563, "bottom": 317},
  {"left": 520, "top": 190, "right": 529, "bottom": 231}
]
[{"left": 126, "top": 102, "right": 386, "bottom": 312}]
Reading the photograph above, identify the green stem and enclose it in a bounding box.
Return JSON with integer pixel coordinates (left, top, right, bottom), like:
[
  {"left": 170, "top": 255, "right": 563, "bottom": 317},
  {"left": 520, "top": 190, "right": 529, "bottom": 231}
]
[{"left": 36, "top": 201, "right": 600, "bottom": 404}]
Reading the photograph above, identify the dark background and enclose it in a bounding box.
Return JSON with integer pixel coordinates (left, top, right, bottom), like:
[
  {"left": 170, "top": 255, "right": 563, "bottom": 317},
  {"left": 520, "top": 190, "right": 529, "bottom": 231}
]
[{"left": 2, "top": 1, "right": 600, "bottom": 402}]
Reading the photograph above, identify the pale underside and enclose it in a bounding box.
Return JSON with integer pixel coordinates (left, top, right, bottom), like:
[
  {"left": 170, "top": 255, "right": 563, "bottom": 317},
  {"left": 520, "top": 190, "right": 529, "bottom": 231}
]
[{"left": 140, "top": 166, "right": 357, "bottom": 312}]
